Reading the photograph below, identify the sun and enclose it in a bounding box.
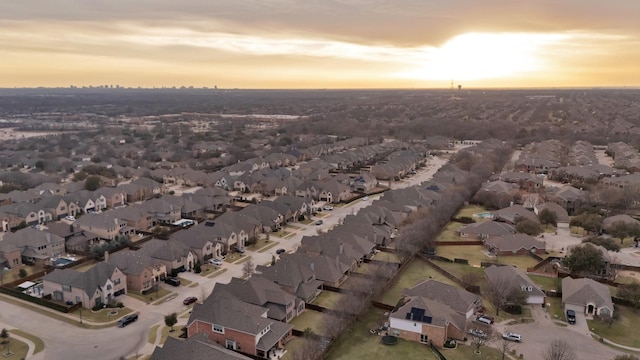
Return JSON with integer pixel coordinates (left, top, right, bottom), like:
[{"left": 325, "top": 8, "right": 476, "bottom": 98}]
[{"left": 399, "top": 32, "right": 570, "bottom": 82}]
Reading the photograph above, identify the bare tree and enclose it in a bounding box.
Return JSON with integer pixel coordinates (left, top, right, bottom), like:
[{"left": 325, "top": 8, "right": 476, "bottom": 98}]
[
  {"left": 461, "top": 272, "right": 483, "bottom": 291},
  {"left": 495, "top": 334, "right": 516, "bottom": 360},
  {"left": 541, "top": 339, "right": 577, "bottom": 360},
  {"left": 242, "top": 258, "right": 255, "bottom": 279},
  {"left": 466, "top": 323, "right": 493, "bottom": 354},
  {"left": 289, "top": 336, "right": 323, "bottom": 360}
]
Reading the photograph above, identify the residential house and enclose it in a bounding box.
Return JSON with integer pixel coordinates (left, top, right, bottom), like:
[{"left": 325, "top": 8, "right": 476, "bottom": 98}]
[
  {"left": 256, "top": 255, "right": 323, "bottom": 304},
  {"left": 534, "top": 202, "right": 570, "bottom": 228},
  {"left": 150, "top": 334, "right": 253, "bottom": 360},
  {"left": 142, "top": 198, "right": 182, "bottom": 225},
  {"left": 36, "top": 196, "right": 70, "bottom": 221},
  {"left": 110, "top": 205, "right": 155, "bottom": 232},
  {"left": 131, "top": 177, "right": 164, "bottom": 198},
  {"left": 43, "top": 262, "right": 126, "bottom": 309},
  {"left": 65, "top": 190, "right": 107, "bottom": 214},
  {"left": 105, "top": 250, "right": 167, "bottom": 293},
  {"left": 401, "top": 279, "right": 482, "bottom": 319},
  {"left": 602, "top": 214, "right": 640, "bottom": 233},
  {"left": 44, "top": 223, "right": 100, "bottom": 253},
  {"left": 186, "top": 290, "right": 293, "bottom": 359},
  {"left": 548, "top": 185, "right": 589, "bottom": 215},
  {"left": 458, "top": 221, "right": 516, "bottom": 240},
  {"left": 0, "top": 202, "right": 44, "bottom": 229},
  {"left": 492, "top": 205, "right": 540, "bottom": 225},
  {"left": 566, "top": 243, "right": 612, "bottom": 278},
  {"left": 140, "top": 238, "right": 196, "bottom": 273},
  {"left": 3, "top": 227, "right": 65, "bottom": 266},
  {"left": 490, "top": 172, "right": 543, "bottom": 192},
  {"left": 483, "top": 234, "right": 546, "bottom": 256},
  {"left": 203, "top": 212, "right": 261, "bottom": 253},
  {"left": 94, "top": 187, "right": 126, "bottom": 208},
  {"left": 317, "top": 179, "right": 351, "bottom": 204},
  {"left": 352, "top": 172, "right": 377, "bottom": 192},
  {"left": 0, "top": 241, "right": 22, "bottom": 269},
  {"left": 389, "top": 296, "right": 466, "bottom": 347},
  {"left": 75, "top": 213, "right": 131, "bottom": 241},
  {"left": 284, "top": 252, "right": 349, "bottom": 288},
  {"left": 484, "top": 265, "right": 545, "bottom": 305},
  {"left": 170, "top": 224, "right": 221, "bottom": 262},
  {"left": 239, "top": 204, "right": 284, "bottom": 233},
  {"left": 562, "top": 277, "right": 614, "bottom": 317},
  {"left": 214, "top": 276, "right": 300, "bottom": 323}
]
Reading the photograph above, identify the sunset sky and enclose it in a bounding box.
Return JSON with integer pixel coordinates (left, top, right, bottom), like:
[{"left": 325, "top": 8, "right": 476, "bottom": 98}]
[{"left": 1, "top": 1, "right": 639, "bottom": 89}]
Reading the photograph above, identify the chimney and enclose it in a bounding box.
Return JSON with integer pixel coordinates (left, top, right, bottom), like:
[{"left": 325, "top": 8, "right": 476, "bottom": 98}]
[
  {"left": 339, "top": 242, "right": 344, "bottom": 254},
  {"left": 104, "top": 251, "right": 109, "bottom": 262}
]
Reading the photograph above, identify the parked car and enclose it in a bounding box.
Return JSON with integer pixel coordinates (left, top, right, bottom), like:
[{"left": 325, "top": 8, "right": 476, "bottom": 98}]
[
  {"left": 502, "top": 332, "right": 522, "bottom": 342},
  {"left": 235, "top": 246, "right": 246, "bottom": 254},
  {"left": 362, "top": 196, "right": 369, "bottom": 201},
  {"left": 467, "top": 328, "right": 487, "bottom": 339},
  {"left": 476, "top": 315, "right": 494, "bottom": 325},
  {"left": 183, "top": 296, "right": 197, "bottom": 305},
  {"left": 323, "top": 205, "right": 334, "bottom": 211},
  {"left": 276, "top": 248, "right": 286, "bottom": 255},
  {"left": 65, "top": 215, "right": 76, "bottom": 221},
  {"left": 566, "top": 309, "right": 576, "bottom": 324},
  {"left": 164, "top": 277, "right": 181, "bottom": 287},
  {"left": 208, "top": 258, "right": 223, "bottom": 266},
  {"left": 118, "top": 314, "right": 138, "bottom": 327},
  {"left": 315, "top": 220, "right": 323, "bottom": 225}
]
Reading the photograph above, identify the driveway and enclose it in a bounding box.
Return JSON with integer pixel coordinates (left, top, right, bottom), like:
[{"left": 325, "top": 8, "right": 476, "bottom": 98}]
[{"left": 501, "top": 321, "right": 627, "bottom": 360}]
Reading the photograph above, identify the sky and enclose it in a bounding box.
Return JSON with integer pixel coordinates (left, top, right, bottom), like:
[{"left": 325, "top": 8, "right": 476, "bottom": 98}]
[{"left": 1, "top": 1, "right": 639, "bottom": 89}]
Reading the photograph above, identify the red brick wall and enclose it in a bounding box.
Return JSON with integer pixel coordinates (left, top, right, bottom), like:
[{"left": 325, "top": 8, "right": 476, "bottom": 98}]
[{"left": 187, "top": 320, "right": 257, "bottom": 355}]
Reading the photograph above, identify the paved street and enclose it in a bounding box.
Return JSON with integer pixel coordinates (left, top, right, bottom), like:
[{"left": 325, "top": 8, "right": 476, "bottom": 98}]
[{"left": 0, "top": 155, "right": 452, "bottom": 360}]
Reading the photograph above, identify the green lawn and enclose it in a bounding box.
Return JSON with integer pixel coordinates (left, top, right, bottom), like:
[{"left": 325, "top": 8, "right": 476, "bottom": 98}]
[
  {"left": 70, "top": 307, "right": 133, "bottom": 324},
  {"left": 148, "top": 324, "right": 160, "bottom": 344},
  {"left": 127, "top": 288, "right": 173, "bottom": 304},
  {"left": 432, "top": 261, "right": 486, "bottom": 287},
  {"left": 177, "top": 276, "right": 194, "bottom": 287},
  {"left": 257, "top": 241, "right": 279, "bottom": 253},
  {"left": 442, "top": 344, "right": 505, "bottom": 360},
  {"left": 312, "top": 291, "right": 347, "bottom": 310},
  {"left": 589, "top": 305, "right": 640, "bottom": 348},
  {"left": 436, "top": 245, "right": 491, "bottom": 266},
  {"left": 290, "top": 310, "right": 326, "bottom": 334},
  {"left": 378, "top": 259, "right": 457, "bottom": 306},
  {"left": 372, "top": 251, "right": 400, "bottom": 263},
  {"left": 495, "top": 255, "right": 540, "bottom": 270},
  {"left": 545, "top": 297, "right": 565, "bottom": 323},
  {"left": 0, "top": 335, "right": 29, "bottom": 360},
  {"left": 8, "top": 329, "right": 44, "bottom": 354},
  {"left": 436, "top": 221, "right": 465, "bottom": 242},
  {"left": 529, "top": 275, "right": 559, "bottom": 292},
  {"left": 457, "top": 205, "right": 490, "bottom": 218},
  {"left": 249, "top": 238, "right": 275, "bottom": 251},
  {"left": 224, "top": 253, "right": 246, "bottom": 263},
  {"left": 158, "top": 324, "right": 184, "bottom": 346},
  {"left": 325, "top": 307, "right": 437, "bottom": 360},
  {"left": 204, "top": 267, "right": 227, "bottom": 279},
  {"left": 71, "top": 260, "right": 99, "bottom": 272}
]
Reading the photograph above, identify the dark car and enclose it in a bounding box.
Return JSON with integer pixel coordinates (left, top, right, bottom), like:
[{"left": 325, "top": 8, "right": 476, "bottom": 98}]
[
  {"left": 118, "top": 314, "right": 138, "bottom": 327},
  {"left": 276, "top": 248, "right": 286, "bottom": 255},
  {"left": 315, "top": 220, "right": 323, "bottom": 225},
  {"left": 165, "top": 277, "right": 181, "bottom": 287},
  {"left": 183, "top": 296, "right": 197, "bottom": 305},
  {"left": 566, "top": 309, "right": 576, "bottom": 324}
]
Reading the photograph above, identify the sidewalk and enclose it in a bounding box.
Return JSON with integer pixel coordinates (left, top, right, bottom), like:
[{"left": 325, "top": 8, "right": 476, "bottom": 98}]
[{"left": 0, "top": 321, "right": 44, "bottom": 360}]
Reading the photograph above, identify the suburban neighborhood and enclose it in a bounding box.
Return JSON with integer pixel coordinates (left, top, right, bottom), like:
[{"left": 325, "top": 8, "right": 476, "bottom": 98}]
[{"left": 1, "top": 89, "right": 640, "bottom": 360}]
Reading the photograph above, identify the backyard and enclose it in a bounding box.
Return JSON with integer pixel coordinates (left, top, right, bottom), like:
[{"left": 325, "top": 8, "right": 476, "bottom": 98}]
[
  {"left": 325, "top": 306, "right": 505, "bottom": 360},
  {"left": 289, "top": 310, "right": 326, "bottom": 335},
  {"left": 377, "top": 258, "right": 457, "bottom": 306},
  {"left": 435, "top": 245, "right": 491, "bottom": 267},
  {"left": 312, "top": 291, "right": 346, "bottom": 310}
]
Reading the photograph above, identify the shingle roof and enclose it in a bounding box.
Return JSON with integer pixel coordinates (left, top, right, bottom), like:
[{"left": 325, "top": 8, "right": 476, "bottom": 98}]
[
  {"left": 402, "top": 279, "right": 481, "bottom": 315},
  {"left": 44, "top": 262, "right": 118, "bottom": 297},
  {"left": 150, "top": 334, "right": 252, "bottom": 360},
  {"left": 562, "top": 277, "right": 613, "bottom": 310}
]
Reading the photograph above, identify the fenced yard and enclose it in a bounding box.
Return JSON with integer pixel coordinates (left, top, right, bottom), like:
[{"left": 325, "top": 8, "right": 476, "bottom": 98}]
[
  {"left": 377, "top": 258, "right": 457, "bottom": 306},
  {"left": 435, "top": 245, "right": 491, "bottom": 267},
  {"left": 312, "top": 291, "right": 346, "bottom": 310},
  {"left": 290, "top": 310, "right": 326, "bottom": 334}
]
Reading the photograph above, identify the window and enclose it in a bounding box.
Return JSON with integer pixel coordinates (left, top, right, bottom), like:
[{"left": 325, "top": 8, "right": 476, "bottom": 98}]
[
  {"left": 225, "top": 339, "right": 235, "bottom": 350},
  {"left": 420, "top": 334, "right": 428, "bottom": 343},
  {"left": 106, "top": 284, "right": 112, "bottom": 290},
  {"left": 62, "top": 285, "right": 72, "bottom": 292},
  {"left": 213, "top": 324, "right": 224, "bottom": 334},
  {"left": 114, "top": 278, "right": 121, "bottom": 285}
]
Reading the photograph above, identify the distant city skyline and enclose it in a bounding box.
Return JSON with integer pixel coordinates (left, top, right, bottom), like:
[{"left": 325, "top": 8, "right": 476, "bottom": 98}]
[{"left": 1, "top": 1, "right": 639, "bottom": 89}]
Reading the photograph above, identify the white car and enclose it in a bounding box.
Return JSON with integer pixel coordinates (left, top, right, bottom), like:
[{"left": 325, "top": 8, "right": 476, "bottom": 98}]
[
  {"left": 323, "top": 205, "right": 334, "bottom": 211},
  {"left": 502, "top": 332, "right": 522, "bottom": 342},
  {"left": 65, "top": 215, "right": 76, "bottom": 221},
  {"left": 208, "top": 258, "right": 223, "bottom": 266}
]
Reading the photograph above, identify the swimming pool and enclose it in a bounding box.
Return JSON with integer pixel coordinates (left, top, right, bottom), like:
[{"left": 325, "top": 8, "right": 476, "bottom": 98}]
[
  {"left": 473, "top": 212, "right": 495, "bottom": 219},
  {"left": 53, "top": 257, "right": 75, "bottom": 267}
]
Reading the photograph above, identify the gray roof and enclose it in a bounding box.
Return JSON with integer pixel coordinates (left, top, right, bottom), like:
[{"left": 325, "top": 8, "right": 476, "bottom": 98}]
[
  {"left": 150, "top": 334, "right": 252, "bottom": 360},
  {"left": 3, "top": 227, "right": 65, "bottom": 248},
  {"left": 44, "top": 262, "right": 119, "bottom": 297},
  {"left": 402, "top": 279, "right": 481, "bottom": 315},
  {"left": 484, "top": 265, "right": 545, "bottom": 298},
  {"left": 602, "top": 214, "right": 640, "bottom": 230},
  {"left": 390, "top": 296, "right": 466, "bottom": 331},
  {"left": 562, "top": 277, "right": 613, "bottom": 310},
  {"left": 189, "top": 290, "right": 271, "bottom": 334},
  {"left": 215, "top": 276, "right": 296, "bottom": 321},
  {"left": 484, "top": 234, "right": 546, "bottom": 253},
  {"left": 459, "top": 221, "right": 516, "bottom": 237},
  {"left": 140, "top": 238, "right": 191, "bottom": 262},
  {"left": 257, "top": 256, "right": 322, "bottom": 299},
  {"left": 106, "top": 250, "right": 160, "bottom": 276},
  {"left": 492, "top": 205, "right": 540, "bottom": 224}
]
